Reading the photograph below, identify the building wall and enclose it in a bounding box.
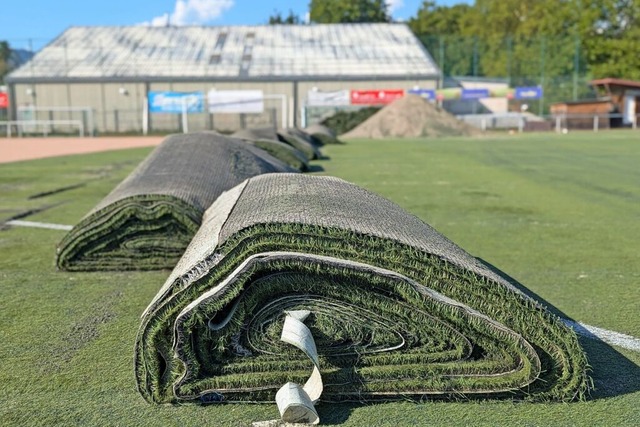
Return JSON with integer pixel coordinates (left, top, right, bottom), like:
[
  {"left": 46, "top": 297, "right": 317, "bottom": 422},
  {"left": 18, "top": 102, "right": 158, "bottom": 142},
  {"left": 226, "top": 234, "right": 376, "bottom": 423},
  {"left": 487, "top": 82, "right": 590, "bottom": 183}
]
[
  {"left": 10, "top": 77, "right": 437, "bottom": 134},
  {"left": 11, "top": 82, "right": 146, "bottom": 134}
]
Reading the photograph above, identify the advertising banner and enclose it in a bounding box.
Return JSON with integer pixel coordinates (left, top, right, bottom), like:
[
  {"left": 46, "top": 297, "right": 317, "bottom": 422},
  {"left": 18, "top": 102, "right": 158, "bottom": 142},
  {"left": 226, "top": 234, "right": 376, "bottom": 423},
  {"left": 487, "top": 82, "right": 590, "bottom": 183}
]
[
  {"left": 435, "top": 88, "right": 461, "bottom": 100},
  {"left": 208, "top": 90, "right": 264, "bottom": 113},
  {"left": 515, "top": 86, "right": 543, "bottom": 100},
  {"left": 307, "top": 89, "right": 350, "bottom": 107},
  {"left": 407, "top": 88, "right": 436, "bottom": 101},
  {"left": 350, "top": 89, "right": 404, "bottom": 105},
  {"left": 0, "top": 92, "right": 8, "bottom": 109},
  {"left": 148, "top": 91, "right": 204, "bottom": 114},
  {"left": 461, "top": 88, "right": 490, "bottom": 100}
]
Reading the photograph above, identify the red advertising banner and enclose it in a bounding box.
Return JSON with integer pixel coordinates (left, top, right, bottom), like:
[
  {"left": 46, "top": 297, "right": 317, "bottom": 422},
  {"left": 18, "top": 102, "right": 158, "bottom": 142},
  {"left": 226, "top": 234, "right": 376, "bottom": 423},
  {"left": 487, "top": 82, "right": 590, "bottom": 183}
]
[
  {"left": 350, "top": 89, "right": 404, "bottom": 105},
  {"left": 0, "top": 92, "right": 8, "bottom": 109}
]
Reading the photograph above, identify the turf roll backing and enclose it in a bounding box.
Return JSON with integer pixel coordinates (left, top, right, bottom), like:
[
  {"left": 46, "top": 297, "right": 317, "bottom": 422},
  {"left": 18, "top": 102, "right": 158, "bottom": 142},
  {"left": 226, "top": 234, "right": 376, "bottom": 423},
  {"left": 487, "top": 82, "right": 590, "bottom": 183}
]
[
  {"left": 277, "top": 128, "right": 321, "bottom": 160},
  {"left": 134, "top": 174, "right": 589, "bottom": 405},
  {"left": 304, "top": 123, "right": 345, "bottom": 145},
  {"left": 56, "top": 133, "right": 296, "bottom": 271},
  {"left": 232, "top": 128, "right": 309, "bottom": 171}
]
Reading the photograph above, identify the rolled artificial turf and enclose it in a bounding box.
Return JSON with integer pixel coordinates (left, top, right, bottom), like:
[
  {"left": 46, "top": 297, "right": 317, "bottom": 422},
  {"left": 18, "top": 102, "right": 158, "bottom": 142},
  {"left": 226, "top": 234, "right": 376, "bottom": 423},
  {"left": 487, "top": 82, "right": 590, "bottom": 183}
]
[
  {"left": 277, "top": 128, "right": 322, "bottom": 160},
  {"left": 134, "top": 173, "right": 590, "bottom": 405},
  {"left": 56, "top": 133, "right": 296, "bottom": 271},
  {"left": 232, "top": 127, "right": 281, "bottom": 142},
  {"left": 304, "top": 123, "right": 345, "bottom": 145},
  {"left": 232, "top": 128, "right": 310, "bottom": 171}
]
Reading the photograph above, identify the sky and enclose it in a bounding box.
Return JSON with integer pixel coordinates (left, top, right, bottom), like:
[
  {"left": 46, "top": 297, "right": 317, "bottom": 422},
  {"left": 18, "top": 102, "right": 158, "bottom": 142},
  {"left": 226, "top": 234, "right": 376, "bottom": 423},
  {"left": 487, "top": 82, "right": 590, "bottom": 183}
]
[{"left": 2, "top": 0, "right": 470, "bottom": 51}]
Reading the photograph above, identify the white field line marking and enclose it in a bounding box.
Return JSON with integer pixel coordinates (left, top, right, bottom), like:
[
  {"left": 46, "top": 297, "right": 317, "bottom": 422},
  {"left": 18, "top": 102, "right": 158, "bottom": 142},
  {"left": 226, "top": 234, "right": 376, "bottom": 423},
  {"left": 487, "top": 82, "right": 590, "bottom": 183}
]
[
  {"left": 5, "top": 220, "right": 73, "bottom": 231},
  {"left": 563, "top": 319, "right": 640, "bottom": 353}
]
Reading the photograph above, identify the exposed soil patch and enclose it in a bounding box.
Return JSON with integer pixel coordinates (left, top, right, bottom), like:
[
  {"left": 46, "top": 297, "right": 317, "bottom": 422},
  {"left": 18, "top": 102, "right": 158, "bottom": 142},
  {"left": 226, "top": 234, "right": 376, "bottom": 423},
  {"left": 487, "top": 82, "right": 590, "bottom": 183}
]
[
  {"left": 43, "top": 290, "right": 123, "bottom": 372},
  {"left": 28, "top": 183, "right": 86, "bottom": 200},
  {"left": 1, "top": 202, "right": 67, "bottom": 229}
]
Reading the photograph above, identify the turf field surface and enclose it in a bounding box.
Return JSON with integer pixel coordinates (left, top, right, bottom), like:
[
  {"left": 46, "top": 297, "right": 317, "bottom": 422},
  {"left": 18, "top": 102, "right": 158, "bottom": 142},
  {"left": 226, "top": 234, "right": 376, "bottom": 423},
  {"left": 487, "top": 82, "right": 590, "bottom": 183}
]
[{"left": 1, "top": 130, "right": 638, "bottom": 426}]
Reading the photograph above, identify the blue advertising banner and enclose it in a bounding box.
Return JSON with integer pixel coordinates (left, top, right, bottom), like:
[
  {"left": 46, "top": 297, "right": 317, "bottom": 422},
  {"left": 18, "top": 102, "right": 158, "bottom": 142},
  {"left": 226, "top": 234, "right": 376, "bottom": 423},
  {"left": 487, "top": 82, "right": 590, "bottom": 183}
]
[
  {"left": 148, "top": 91, "right": 204, "bottom": 114},
  {"left": 407, "top": 88, "right": 436, "bottom": 100},
  {"left": 515, "top": 86, "right": 543, "bottom": 100},
  {"left": 461, "top": 88, "right": 490, "bottom": 100}
]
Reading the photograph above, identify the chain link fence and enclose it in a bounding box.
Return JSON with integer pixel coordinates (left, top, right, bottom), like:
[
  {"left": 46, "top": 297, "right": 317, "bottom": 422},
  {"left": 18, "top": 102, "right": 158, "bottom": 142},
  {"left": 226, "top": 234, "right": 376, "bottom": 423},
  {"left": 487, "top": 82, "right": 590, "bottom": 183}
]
[{"left": 418, "top": 34, "right": 595, "bottom": 115}]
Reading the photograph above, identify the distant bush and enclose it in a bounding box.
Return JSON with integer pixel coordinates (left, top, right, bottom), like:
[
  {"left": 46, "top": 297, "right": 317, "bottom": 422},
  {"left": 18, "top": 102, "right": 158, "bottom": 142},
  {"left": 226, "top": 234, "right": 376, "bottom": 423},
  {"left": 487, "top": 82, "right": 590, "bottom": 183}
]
[{"left": 321, "top": 107, "right": 380, "bottom": 135}]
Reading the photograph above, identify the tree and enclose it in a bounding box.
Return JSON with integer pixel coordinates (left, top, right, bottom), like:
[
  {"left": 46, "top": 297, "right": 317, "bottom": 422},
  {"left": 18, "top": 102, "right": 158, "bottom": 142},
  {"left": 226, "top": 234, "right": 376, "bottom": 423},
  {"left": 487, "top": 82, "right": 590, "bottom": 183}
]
[
  {"left": 459, "top": 0, "right": 582, "bottom": 79},
  {"left": 309, "top": 0, "right": 390, "bottom": 24},
  {"left": 408, "top": 2, "right": 475, "bottom": 76},
  {"left": 580, "top": 0, "right": 640, "bottom": 79},
  {"left": 408, "top": 1, "right": 471, "bottom": 36},
  {"left": 269, "top": 9, "right": 302, "bottom": 25},
  {"left": 0, "top": 41, "right": 11, "bottom": 83}
]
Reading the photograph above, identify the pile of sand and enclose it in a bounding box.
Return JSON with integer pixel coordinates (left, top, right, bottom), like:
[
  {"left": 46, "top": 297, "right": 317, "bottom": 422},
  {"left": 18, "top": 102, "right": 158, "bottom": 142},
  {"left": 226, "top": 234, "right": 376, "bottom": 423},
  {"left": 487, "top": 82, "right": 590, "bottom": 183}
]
[{"left": 341, "top": 94, "right": 479, "bottom": 139}]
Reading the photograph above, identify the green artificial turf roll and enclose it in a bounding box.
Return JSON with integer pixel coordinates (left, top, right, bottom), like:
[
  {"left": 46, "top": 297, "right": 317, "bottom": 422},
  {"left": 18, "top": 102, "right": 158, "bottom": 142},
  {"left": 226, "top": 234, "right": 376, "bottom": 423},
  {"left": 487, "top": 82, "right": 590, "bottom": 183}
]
[
  {"left": 232, "top": 126, "right": 281, "bottom": 142},
  {"left": 56, "top": 133, "right": 296, "bottom": 271},
  {"left": 277, "top": 128, "right": 321, "bottom": 160},
  {"left": 134, "top": 173, "right": 590, "bottom": 404},
  {"left": 232, "top": 128, "right": 310, "bottom": 171},
  {"left": 304, "top": 123, "right": 345, "bottom": 145}
]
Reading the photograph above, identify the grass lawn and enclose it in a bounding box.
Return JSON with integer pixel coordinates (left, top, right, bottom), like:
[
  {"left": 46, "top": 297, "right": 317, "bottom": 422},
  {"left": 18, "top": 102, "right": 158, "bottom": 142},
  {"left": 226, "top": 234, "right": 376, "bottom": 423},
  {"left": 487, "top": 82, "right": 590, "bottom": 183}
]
[{"left": 1, "top": 130, "right": 639, "bottom": 426}]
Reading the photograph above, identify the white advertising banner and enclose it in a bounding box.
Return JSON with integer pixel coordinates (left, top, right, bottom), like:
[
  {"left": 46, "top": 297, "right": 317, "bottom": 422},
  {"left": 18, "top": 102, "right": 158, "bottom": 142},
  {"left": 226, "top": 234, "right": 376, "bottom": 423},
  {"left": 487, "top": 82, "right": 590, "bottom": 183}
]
[
  {"left": 208, "top": 90, "right": 264, "bottom": 113},
  {"left": 306, "top": 89, "right": 350, "bottom": 107}
]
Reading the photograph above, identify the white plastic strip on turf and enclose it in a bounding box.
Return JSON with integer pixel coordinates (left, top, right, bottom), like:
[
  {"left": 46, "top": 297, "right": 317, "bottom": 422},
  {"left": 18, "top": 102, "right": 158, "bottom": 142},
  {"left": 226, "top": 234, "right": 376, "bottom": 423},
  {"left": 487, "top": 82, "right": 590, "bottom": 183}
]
[
  {"left": 563, "top": 319, "right": 640, "bottom": 353},
  {"left": 5, "top": 220, "right": 73, "bottom": 231},
  {"left": 253, "top": 310, "right": 322, "bottom": 427},
  {"left": 276, "top": 310, "right": 322, "bottom": 425}
]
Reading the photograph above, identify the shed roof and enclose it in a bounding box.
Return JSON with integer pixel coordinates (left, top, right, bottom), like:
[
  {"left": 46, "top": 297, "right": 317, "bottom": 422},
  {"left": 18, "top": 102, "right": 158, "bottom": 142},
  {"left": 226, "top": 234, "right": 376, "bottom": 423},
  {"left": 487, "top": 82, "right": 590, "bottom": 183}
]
[
  {"left": 590, "top": 78, "right": 640, "bottom": 89},
  {"left": 7, "top": 24, "right": 440, "bottom": 83}
]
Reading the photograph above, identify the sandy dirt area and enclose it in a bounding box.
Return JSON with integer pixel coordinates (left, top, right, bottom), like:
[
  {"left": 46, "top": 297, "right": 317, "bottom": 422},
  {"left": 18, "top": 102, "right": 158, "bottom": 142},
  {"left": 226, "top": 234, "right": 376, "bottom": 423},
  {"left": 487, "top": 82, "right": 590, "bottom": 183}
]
[
  {"left": 0, "top": 136, "right": 165, "bottom": 164},
  {"left": 342, "top": 94, "right": 479, "bottom": 139}
]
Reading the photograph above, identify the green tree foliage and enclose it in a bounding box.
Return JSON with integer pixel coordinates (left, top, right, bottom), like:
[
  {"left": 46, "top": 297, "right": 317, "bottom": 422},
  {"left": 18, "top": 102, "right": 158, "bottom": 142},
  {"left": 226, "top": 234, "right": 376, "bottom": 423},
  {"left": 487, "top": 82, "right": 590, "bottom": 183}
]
[
  {"left": 321, "top": 107, "right": 381, "bottom": 134},
  {"left": 268, "top": 9, "right": 302, "bottom": 25},
  {"left": 581, "top": 0, "right": 640, "bottom": 79},
  {"left": 0, "top": 41, "right": 11, "bottom": 83},
  {"left": 410, "top": 0, "right": 640, "bottom": 82},
  {"left": 309, "top": 0, "right": 390, "bottom": 23},
  {"left": 408, "top": 2, "right": 476, "bottom": 76},
  {"left": 408, "top": 1, "right": 471, "bottom": 36},
  {"left": 461, "top": 0, "right": 581, "bottom": 82}
]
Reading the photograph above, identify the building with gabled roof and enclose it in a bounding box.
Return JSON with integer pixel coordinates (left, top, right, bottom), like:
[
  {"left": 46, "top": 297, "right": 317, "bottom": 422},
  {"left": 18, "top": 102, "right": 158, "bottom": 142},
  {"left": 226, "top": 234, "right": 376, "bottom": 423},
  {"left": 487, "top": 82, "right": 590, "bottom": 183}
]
[{"left": 5, "top": 24, "right": 440, "bottom": 133}]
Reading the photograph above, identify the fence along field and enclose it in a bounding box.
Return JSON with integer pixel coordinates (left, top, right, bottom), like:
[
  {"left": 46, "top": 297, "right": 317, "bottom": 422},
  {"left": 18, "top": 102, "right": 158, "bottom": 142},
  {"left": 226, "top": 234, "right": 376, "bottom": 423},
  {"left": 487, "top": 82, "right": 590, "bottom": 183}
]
[{"left": 0, "top": 130, "right": 638, "bottom": 426}]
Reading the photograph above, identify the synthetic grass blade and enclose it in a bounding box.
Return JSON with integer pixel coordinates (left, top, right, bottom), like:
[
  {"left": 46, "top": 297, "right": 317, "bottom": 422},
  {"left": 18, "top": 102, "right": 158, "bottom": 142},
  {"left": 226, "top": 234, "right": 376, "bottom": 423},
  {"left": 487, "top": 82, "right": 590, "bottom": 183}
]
[
  {"left": 232, "top": 128, "right": 310, "bottom": 171},
  {"left": 56, "top": 133, "right": 296, "bottom": 271},
  {"left": 135, "top": 173, "right": 590, "bottom": 404}
]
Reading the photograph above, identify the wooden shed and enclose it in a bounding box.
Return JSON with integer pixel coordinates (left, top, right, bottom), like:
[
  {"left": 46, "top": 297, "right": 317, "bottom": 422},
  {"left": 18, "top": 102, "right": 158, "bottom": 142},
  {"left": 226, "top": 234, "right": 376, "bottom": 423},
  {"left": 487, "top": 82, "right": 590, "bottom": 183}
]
[
  {"left": 550, "top": 77, "right": 640, "bottom": 129},
  {"left": 550, "top": 98, "right": 615, "bottom": 130},
  {"left": 590, "top": 78, "right": 640, "bottom": 126}
]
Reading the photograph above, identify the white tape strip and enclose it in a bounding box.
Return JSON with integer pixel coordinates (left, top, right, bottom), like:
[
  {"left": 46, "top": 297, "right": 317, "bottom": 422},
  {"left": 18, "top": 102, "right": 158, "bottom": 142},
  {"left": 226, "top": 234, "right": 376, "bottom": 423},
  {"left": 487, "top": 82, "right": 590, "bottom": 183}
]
[
  {"left": 5, "top": 220, "right": 73, "bottom": 231},
  {"left": 276, "top": 310, "right": 322, "bottom": 425}
]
